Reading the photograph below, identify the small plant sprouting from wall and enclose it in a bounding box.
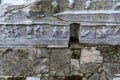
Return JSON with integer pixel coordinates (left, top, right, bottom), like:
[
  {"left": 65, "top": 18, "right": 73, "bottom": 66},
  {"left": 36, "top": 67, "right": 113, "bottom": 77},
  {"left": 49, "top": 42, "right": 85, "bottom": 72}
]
[{"left": 71, "top": 50, "right": 81, "bottom": 59}]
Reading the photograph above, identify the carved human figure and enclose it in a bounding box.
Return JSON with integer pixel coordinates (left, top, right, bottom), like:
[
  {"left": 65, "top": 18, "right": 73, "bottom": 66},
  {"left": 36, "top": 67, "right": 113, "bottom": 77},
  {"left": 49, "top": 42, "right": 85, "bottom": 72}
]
[
  {"left": 96, "top": 29, "right": 102, "bottom": 38},
  {"left": 39, "top": 26, "right": 44, "bottom": 36},
  {"left": 52, "top": 27, "right": 58, "bottom": 37},
  {"left": 26, "top": 25, "right": 33, "bottom": 38},
  {"left": 34, "top": 26, "right": 44, "bottom": 38},
  {"left": 96, "top": 27, "right": 108, "bottom": 38},
  {"left": 52, "top": 0, "right": 59, "bottom": 13},
  {"left": 101, "top": 27, "right": 108, "bottom": 37},
  {"left": 85, "top": 0, "right": 92, "bottom": 10},
  {"left": 4, "top": 27, "right": 11, "bottom": 38},
  {"left": 13, "top": 27, "right": 20, "bottom": 37},
  {"left": 81, "top": 29, "right": 90, "bottom": 37},
  {"left": 68, "top": 0, "right": 75, "bottom": 9},
  {"left": 1, "top": 25, "right": 10, "bottom": 38},
  {"left": 93, "top": 0, "right": 98, "bottom": 9},
  {"left": 61, "top": 27, "right": 68, "bottom": 38},
  {"left": 1, "top": 24, "right": 6, "bottom": 31},
  {"left": 113, "top": 27, "right": 120, "bottom": 35},
  {"left": 34, "top": 26, "right": 40, "bottom": 38}
]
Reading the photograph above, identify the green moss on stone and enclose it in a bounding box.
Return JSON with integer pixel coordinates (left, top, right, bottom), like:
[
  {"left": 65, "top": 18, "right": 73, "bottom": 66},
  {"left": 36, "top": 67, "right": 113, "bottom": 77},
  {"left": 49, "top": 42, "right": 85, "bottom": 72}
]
[{"left": 71, "top": 50, "right": 81, "bottom": 59}]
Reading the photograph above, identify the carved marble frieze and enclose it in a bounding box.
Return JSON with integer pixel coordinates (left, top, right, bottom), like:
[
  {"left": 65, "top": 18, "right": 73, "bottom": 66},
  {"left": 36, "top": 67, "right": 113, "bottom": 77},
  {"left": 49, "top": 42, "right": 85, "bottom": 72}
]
[
  {"left": 79, "top": 25, "right": 120, "bottom": 45},
  {"left": 0, "top": 24, "right": 70, "bottom": 48}
]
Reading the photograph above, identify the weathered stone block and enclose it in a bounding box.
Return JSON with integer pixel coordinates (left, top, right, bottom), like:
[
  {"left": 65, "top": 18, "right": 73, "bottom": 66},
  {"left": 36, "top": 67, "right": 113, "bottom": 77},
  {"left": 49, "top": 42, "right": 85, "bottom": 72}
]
[
  {"left": 80, "top": 63, "right": 101, "bottom": 73},
  {"left": 50, "top": 49, "right": 70, "bottom": 76},
  {"left": 26, "top": 77, "right": 40, "bottom": 80},
  {"left": 36, "top": 48, "right": 50, "bottom": 58},
  {"left": 100, "top": 72, "right": 107, "bottom": 80},
  {"left": 71, "top": 59, "right": 80, "bottom": 75},
  {"left": 113, "top": 78, "right": 120, "bottom": 80},
  {"left": 0, "top": 48, "right": 35, "bottom": 76},
  {"left": 103, "top": 63, "right": 120, "bottom": 76},
  {"left": 34, "top": 58, "right": 49, "bottom": 75},
  {"left": 80, "top": 47, "right": 103, "bottom": 64},
  {"left": 88, "top": 73, "right": 99, "bottom": 80},
  {"left": 0, "top": 48, "right": 49, "bottom": 76}
]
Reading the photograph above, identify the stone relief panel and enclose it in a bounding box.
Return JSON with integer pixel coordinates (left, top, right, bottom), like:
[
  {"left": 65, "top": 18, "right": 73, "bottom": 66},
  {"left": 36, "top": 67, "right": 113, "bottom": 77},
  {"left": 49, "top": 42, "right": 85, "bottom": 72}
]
[
  {"left": 79, "top": 25, "right": 120, "bottom": 45},
  {"left": 51, "top": 0, "right": 120, "bottom": 12},
  {"left": 0, "top": 24, "right": 70, "bottom": 48}
]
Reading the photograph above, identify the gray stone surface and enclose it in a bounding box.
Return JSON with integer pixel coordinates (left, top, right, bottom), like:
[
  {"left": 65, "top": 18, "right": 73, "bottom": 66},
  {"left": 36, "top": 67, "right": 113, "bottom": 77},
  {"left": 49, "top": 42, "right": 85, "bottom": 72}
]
[
  {"left": 71, "top": 59, "right": 80, "bottom": 75},
  {"left": 0, "top": 24, "right": 69, "bottom": 48},
  {"left": 26, "top": 77, "right": 40, "bottom": 80},
  {"left": 88, "top": 73, "right": 99, "bottom": 80},
  {"left": 80, "top": 47, "right": 103, "bottom": 64},
  {"left": 100, "top": 72, "right": 107, "bottom": 80},
  {"left": 79, "top": 25, "right": 120, "bottom": 45},
  {"left": 80, "top": 63, "right": 101, "bottom": 73},
  {"left": 0, "top": 48, "right": 49, "bottom": 76},
  {"left": 103, "top": 63, "right": 120, "bottom": 76},
  {"left": 0, "top": 0, "right": 120, "bottom": 80},
  {"left": 50, "top": 49, "right": 70, "bottom": 76},
  {"left": 113, "top": 78, "right": 120, "bottom": 80},
  {"left": 36, "top": 48, "right": 50, "bottom": 58}
]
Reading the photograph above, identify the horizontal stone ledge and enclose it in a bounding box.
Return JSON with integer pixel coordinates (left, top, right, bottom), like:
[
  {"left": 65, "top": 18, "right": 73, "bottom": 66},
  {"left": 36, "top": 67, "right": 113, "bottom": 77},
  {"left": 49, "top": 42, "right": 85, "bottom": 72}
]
[
  {"left": 0, "top": 23, "right": 69, "bottom": 26},
  {"left": 54, "top": 10, "right": 120, "bottom": 23}
]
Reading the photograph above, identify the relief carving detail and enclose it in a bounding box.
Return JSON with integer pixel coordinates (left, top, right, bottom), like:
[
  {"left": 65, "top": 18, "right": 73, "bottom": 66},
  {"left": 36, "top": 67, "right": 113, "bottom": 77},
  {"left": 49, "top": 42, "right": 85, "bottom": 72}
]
[
  {"left": 52, "top": 0, "right": 59, "bottom": 13},
  {"left": 52, "top": 26, "right": 58, "bottom": 38},
  {"left": 85, "top": 0, "right": 92, "bottom": 10},
  {"left": 34, "top": 26, "right": 44, "bottom": 38},
  {"left": 1, "top": 25, "right": 20, "bottom": 38},
  {"left": 96, "top": 27, "right": 108, "bottom": 38},
  {"left": 61, "top": 27, "right": 68, "bottom": 38},
  {"left": 68, "top": 0, "right": 75, "bottom": 9},
  {"left": 26, "top": 25, "right": 33, "bottom": 39},
  {"left": 81, "top": 29, "right": 90, "bottom": 37}
]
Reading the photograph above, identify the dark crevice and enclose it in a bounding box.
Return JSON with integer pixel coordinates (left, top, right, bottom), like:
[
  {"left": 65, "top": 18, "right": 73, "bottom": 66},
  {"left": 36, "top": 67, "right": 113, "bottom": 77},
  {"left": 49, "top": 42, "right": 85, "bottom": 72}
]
[
  {"left": 64, "top": 75, "right": 82, "bottom": 80},
  {"left": 69, "top": 23, "right": 80, "bottom": 45}
]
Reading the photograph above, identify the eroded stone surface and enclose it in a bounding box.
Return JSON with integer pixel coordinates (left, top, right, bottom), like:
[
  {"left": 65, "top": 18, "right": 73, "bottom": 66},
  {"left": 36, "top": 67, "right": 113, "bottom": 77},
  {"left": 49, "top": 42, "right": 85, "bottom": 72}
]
[
  {"left": 88, "top": 73, "right": 99, "bottom": 80},
  {"left": 80, "top": 47, "right": 103, "bottom": 64},
  {"left": 0, "top": 48, "right": 49, "bottom": 76},
  {"left": 80, "top": 63, "right": 101, "bottom": 73},
  {"left": 103, "top": 63, "right": 120, "bottom": 76},
  {"left": 71, "top": 59, "right": 80, "bottom": 75},
  {"left": 50, "top": 49, "right": 70, "bottom": 76}
]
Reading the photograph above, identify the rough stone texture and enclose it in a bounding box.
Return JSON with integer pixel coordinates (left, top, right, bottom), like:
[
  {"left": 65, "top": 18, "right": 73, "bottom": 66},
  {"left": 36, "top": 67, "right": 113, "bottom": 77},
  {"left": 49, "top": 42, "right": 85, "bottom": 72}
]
[
  {"left": 49, "top": 49, "right": 70, "bottom": 76},
  {"left": 80, "top": 47, "right": 103, "bottom": 64},
  {"left": 97, "top": 47, "right": 120, "bottom": 63},
  {"left": 80, "top": 63, "right": 101, "bottom": 73},
  {"left": 36, "top": 48, "right": 50, "bottom": 58},
  {"left": 0, "top": 0, "right": 120, "bottom": 80},
  {"left": 0, "top": 48, "right": 49, "bottom": 76},
  {"left": 0, "top": 48, "right": 35, "bottom": 76},
  {"left": 100, "top": 72, "right": 107, "bottom": 80},
  {"left": 0, "top": 47, "right": 120, "bottom": 80},
  {"left": 70, "top": 59, "right": 80, "bottom": 75},
  {"left": 103, "top": 63, "right": 120, "bottom": 77},
  {"left": 88, "top": 73, "right": 99, "bottom": 80}
]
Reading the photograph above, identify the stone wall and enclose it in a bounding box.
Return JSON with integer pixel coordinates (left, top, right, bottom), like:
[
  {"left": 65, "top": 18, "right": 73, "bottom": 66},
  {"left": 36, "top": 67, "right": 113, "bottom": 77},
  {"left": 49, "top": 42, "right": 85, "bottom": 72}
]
[
  {"left": 0, "top": 0, "right": 120, "bottom": 80},
  {"left": 0, "top": 46, "right": 119, "bottom": 80}
]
